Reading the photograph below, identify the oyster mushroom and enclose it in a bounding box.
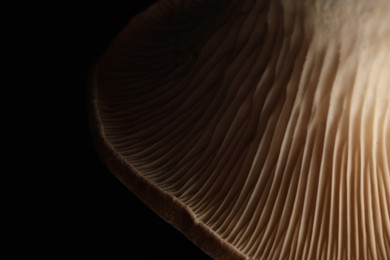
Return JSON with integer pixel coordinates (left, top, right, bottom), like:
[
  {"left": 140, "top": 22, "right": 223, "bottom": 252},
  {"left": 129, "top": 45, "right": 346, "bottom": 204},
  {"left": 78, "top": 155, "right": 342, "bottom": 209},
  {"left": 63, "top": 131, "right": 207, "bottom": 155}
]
[{"left": 90, "top": 0, "right": 390, "bottom": 259}]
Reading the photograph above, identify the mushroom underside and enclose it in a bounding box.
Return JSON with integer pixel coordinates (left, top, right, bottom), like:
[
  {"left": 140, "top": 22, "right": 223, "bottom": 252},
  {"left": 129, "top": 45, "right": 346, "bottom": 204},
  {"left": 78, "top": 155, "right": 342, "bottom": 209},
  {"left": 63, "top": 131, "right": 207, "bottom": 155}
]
[{"left": 91, "top": 0, "right": 390, "bottom": 259}]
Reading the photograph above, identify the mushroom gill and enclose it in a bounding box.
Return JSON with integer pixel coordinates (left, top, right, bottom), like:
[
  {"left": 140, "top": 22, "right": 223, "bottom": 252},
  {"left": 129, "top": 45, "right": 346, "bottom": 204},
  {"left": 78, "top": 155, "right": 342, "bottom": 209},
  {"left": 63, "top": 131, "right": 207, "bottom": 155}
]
[{"left": 90, "top": 0, "right": 390, "bottom": 259}]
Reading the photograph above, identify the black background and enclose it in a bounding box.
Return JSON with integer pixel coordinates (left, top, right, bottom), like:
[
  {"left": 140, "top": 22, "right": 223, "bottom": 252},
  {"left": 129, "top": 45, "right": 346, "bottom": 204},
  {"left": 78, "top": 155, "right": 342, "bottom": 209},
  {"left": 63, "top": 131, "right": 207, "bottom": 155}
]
[{"left": 39, "top": 1, "right": 213, "bottom": 259}]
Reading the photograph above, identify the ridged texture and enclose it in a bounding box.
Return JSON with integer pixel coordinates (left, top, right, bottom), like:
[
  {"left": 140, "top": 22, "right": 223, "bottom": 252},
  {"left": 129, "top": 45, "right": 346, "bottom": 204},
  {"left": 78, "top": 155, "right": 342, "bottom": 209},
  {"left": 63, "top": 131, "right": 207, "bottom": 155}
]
[{"left": 92, "top": 0, "right": 390, "bottom": 259}]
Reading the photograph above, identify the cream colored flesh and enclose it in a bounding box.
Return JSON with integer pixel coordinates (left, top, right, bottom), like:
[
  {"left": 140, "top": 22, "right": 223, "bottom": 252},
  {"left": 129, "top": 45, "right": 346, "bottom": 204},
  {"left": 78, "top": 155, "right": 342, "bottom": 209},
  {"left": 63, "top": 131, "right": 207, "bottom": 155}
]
[{"left": 92, "top": 0, "right": 390, "bottom": 259}]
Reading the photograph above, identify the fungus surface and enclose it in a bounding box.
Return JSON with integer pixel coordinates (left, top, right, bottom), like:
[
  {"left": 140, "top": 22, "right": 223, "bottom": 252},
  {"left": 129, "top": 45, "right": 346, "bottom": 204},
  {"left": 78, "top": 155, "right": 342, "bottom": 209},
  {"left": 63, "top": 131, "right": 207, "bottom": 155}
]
[{"left": 90, "top": 0, "right": 390, "bottom": 259}]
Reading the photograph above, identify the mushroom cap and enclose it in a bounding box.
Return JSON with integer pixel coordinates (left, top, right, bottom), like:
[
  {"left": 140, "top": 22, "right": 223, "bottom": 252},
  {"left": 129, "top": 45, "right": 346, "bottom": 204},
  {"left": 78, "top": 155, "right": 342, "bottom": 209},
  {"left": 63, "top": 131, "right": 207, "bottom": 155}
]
[{"left": 90, "top": 0, "right": 390, "bottom": 259}]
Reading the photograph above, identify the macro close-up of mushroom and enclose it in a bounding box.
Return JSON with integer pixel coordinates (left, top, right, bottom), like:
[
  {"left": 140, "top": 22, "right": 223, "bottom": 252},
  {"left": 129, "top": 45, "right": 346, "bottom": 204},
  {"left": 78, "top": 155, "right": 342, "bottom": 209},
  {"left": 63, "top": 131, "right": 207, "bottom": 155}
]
[{"left": 90, "top": 0, "right": 390, "bottom": 259}]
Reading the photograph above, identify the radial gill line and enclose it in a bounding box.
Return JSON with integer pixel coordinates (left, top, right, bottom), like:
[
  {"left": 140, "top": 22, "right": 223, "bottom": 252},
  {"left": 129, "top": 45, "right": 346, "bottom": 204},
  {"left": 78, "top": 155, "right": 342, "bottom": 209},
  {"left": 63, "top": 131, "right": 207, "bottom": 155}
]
[{"left": 93, "top": 0, "right": 390, "bottom": 259}]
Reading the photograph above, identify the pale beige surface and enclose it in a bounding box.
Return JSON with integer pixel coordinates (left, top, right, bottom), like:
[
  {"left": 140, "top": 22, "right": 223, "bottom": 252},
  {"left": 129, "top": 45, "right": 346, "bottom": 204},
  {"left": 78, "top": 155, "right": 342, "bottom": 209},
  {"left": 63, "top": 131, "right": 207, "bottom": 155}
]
[{"left": 90, "top": 0, "right": 390, "bottom": 259}]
